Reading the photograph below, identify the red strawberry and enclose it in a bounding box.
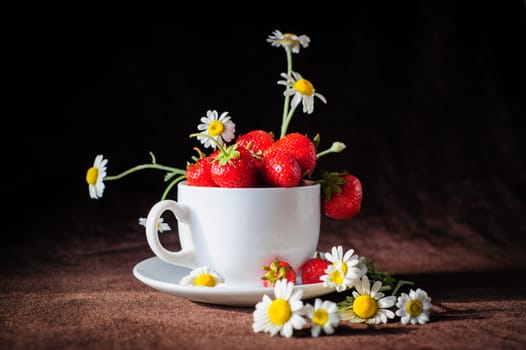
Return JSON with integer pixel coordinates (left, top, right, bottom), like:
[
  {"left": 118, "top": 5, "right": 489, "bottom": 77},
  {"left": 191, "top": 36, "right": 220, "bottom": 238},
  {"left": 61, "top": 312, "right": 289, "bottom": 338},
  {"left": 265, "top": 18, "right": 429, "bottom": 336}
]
[
  {"left": 186, "top": 149, "right": 218, "bottom": 187},
  {"left": 236, "top": 130, "right": 275, "bottom": 171},
  {"left": 260, "top": 149, "right": 302, "bottom": 187},
  {"left": 265, "top": 133, "right": 317, "bottom": 175},
  {"left": 261, "top": 257, "right": 297, "bottom": 287},
  {"left": 301, "top": 254, "right": 330, "bottom": 284},
  {"left": 235, "top": 129, "right": 275, "bottom": 155},
  {"left": 320, "top": 172, "right": 363, "bottom": 219},
  {"left": 210, "top": 145, "right": 258, "bottom": 188}
]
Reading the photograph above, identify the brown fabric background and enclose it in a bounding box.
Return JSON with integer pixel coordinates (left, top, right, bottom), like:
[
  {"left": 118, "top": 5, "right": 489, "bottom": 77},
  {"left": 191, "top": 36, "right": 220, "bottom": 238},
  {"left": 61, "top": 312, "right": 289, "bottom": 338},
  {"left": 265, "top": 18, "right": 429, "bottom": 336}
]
[
  {"left": 2, "top": 192, "right": 526, "bottom": 349},
  {"left": 4, "top": 2, "right": 526, "bottom": 349}
]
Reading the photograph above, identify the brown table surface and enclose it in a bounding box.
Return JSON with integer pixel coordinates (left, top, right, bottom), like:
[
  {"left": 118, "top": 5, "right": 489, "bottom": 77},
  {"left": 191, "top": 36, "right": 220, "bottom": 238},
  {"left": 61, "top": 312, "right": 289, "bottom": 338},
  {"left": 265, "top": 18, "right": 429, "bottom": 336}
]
[{"left": 2, "top": 189, "right": 525, "bottom": 350}]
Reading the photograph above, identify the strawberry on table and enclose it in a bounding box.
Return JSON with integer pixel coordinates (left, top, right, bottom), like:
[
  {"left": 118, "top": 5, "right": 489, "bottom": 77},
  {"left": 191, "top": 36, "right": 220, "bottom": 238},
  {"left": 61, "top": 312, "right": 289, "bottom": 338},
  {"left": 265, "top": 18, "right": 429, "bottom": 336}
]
[
  {"left": 320, "top": 172, "right": 363, "bottom": 219},
  {"left": 301, "top": 254, "right": 330, "bottom": 284},
  {"left": 261, "top": 257, "right": 297, "bottom": 287}
]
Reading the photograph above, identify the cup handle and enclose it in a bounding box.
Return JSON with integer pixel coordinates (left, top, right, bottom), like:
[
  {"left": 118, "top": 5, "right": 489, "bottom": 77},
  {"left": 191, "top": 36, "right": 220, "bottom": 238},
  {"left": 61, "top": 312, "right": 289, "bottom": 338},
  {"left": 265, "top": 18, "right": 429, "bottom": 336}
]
[{"left": 145, "top": 199, "right": 196, "bottom": 267}]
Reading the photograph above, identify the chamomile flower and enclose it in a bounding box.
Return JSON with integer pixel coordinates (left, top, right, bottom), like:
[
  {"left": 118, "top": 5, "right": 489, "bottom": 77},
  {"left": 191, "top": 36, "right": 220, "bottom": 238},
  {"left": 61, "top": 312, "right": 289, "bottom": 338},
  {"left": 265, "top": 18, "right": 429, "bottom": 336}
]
[
  {"left": 138, "top": 217, "right": 171, "bottom": 233},
  {"left": 179, "top": 266, "right": 225, "bottom": 287},
  {"left": 303, "top": 298, "right": 340, "bottom": 337},
  {"left": 252, "top": 279, "right": 306, "bottom": 337},
  {"left": 196, "top": 110, "right": 236, "bottom": 149},
  {"left": 321, "top": 245, "right": 367, "bottom": 291},
  {"left": 86, "top": 154, "right": 108, "bottom": 199},
  {"left": 278, "top": 71, "right": 327, "bottom": 114},
  {"left": 266, "top": 30, "right": 310, "bottom": 53},
  {"left": 395, "top": 288, "right": 433, "bottom": 325},
  {"left": 320, "top": 262, "right": 355, "bottom": 292},
  {"left": 339, "top": 275, "right": 396, "bottom": 325}
]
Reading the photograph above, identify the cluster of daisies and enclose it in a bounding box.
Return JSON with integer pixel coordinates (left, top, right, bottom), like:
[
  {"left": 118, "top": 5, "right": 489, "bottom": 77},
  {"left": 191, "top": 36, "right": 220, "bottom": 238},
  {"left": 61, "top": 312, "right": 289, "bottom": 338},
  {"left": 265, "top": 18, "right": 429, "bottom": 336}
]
[{"left": 178, "top": 245, "right": 433, "bottom": 338}]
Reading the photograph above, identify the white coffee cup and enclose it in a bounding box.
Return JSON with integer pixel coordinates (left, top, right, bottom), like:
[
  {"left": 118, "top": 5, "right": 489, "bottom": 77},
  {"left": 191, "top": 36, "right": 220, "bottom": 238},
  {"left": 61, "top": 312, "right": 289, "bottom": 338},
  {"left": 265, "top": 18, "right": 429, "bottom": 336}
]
[{"left": 144, "top": 181, "right": 321, "bottom": 287}]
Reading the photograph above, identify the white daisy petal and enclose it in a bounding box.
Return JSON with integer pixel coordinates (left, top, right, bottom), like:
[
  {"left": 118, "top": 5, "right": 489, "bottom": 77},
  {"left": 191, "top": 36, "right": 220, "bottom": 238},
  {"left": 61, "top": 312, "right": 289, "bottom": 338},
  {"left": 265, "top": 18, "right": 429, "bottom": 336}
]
[
  {"left": 88, "top": 185, "right": 97, "bottom": 199},
  {"left": 289, "top": 299, "right": 304, "bottom": 312},
  {"left": 382, "top": 309, "right": 395, "bottom": 319},
  {"left": 279, "top": 323, "right": 291, "bottom": 337},
  {"left": 346, "top": 267, "right": 364, "bottom": 280},
  {"left": 291, "top": 71, "right": 302, "bottom": 81},
  {"left": 404, "top": 316, "right": 414, "bottom": 325},
  {"left": 289, "top": 313, "right": 307, "bottom": 330},
  {"left": 361, "top": 275, "right": 371, "bottom": 295},
  {"left": 322, "top": 323, "right": 335, "bottom": 335},
  {"left": 342, "top": 248, "right": 355, "bottom": 262},
  {"left": 290, "top": 93, "right": 302, "bottom": 109},
  {"left": 315, "top": 92, "right": 327, "bottom": 104},
  {"left": 311, "top": 326, "right": 321, "bottom": 337},
  {"left": 375, "top": 291, "right": 386, "bottom": 300},
  {"left": 370, "top": 280, "right": 382, "bottom": 296},
  {"left": 377, "top": 296, "right": 396, "bottom": 308}
]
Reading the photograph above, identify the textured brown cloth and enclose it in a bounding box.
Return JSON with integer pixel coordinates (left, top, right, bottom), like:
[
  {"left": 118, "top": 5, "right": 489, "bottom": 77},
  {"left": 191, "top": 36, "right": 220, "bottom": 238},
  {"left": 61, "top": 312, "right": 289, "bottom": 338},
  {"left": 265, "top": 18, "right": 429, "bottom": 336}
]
[{"left": 2, "top": 192, "right": 526, "bottom": 350}]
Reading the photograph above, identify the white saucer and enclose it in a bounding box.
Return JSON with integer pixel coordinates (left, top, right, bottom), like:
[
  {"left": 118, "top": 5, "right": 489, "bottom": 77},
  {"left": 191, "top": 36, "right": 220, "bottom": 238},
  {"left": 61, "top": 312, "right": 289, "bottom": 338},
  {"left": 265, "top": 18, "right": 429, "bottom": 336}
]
[{"left": 133, "top": 257, "right": 337, "bottom": 306}]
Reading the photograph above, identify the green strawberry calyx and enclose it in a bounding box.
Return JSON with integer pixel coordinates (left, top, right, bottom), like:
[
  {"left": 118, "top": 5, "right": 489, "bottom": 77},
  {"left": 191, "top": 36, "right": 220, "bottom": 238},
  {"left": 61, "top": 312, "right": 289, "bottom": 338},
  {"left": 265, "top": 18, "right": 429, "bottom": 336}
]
[
  {"left": 317, "top": 171, "right": 349, "bottom": 201},
  {"left": 261, "top": 257, "right": 292, "bottom": 286},
  {"left": 189, "top": 132, "right": 241, "bottom": 167},
  {"left": 213, "top": 144, "right": 241, "bottom": 166}
]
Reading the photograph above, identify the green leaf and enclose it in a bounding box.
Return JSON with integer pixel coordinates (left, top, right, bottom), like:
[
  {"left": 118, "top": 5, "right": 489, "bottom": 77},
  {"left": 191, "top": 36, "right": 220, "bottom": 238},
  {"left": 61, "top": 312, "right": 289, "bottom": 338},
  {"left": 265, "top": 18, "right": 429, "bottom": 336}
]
[{"left": 337, "top": 295, "right": 355, "bottom": 312}]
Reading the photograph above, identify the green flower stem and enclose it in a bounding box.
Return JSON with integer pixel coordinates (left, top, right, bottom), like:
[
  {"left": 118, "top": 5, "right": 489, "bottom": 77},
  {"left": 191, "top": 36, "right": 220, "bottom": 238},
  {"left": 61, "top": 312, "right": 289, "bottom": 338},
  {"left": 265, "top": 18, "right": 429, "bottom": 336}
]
[
  {"left": 104, "top": 164, "right": 186, "bottom": 181},
  {"left": 392, "top": 280, "right": 415, "bottom": 296},
  {"left": 161, "top": 174, "right": 187, "bottom": 200},
  {"left": 285, "top": 46, "right": 293, "bottom": 74},
  {"left": 280, "top": 105, "right": 297, "bottom": 139},
  {"left": 280, "top": 47, "right": 294, "bottom": 139},
  {"left": 188, "top": 133, "right": 227, "bottom": 154},
  {"left": 316, "top": 142, "right": 347, "bottom": 159}
]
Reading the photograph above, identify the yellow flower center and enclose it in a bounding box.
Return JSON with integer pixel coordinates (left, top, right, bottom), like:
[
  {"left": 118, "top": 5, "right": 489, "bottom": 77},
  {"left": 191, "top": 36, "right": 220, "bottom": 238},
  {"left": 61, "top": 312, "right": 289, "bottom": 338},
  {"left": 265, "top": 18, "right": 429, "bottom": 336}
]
[
  {"left": 312, "top": 308, "right": 329, "bottom": 326},
  {"left": 353, "top": 295, "right": 378, "bottom": 319},
  {"left": 293, "top": 79, "right": 314, "bottom": 96},
  {"left": 194, "top": 274, "right": 216, "bottom": 287},
  {"left": 279, "top": 33, "right": 298, "bottom": 47},
  {"left": 268, "top": 299, "right": 291, "bottom": 325},
  {"left": 86, "top": 167, "right": 99, "bottom": 185},
  {"left": 207, "top": 120, "right": 225, "bottom": 137},
  {"left": 334, "top": 261, "right": 348, "bottom": 276},
  {"left": 406, "top": 299, "right": 423, "bottom": 317},
  {"left": 329, "top": 269, "right": 344, "bottom": 285}
]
